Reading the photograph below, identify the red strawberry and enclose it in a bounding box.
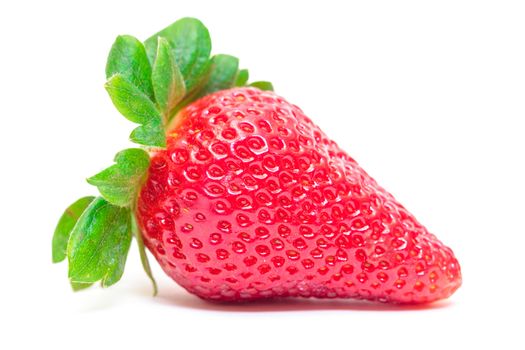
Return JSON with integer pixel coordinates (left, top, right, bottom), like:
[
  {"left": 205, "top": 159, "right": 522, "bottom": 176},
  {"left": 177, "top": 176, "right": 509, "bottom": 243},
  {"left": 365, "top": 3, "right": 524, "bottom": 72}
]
[
  {"left": 136, "top": 87, "right": 461, "bottom": 304},
  {"left": 52, "top": 18, "right": 461, "bottom": 304}
]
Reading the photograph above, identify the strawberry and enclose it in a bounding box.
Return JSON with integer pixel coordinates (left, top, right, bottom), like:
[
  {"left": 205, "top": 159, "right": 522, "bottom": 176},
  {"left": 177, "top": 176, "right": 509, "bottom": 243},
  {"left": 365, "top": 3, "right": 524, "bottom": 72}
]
[{"left": 52, "top": 18, "right": 461, "bottom": 304}]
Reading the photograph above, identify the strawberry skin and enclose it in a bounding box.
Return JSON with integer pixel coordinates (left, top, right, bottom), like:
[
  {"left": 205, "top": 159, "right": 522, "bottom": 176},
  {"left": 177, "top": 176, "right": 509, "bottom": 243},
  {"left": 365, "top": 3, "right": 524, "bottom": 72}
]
[{"left": 136, "top": 87, "right": 462, "bottom": 304}]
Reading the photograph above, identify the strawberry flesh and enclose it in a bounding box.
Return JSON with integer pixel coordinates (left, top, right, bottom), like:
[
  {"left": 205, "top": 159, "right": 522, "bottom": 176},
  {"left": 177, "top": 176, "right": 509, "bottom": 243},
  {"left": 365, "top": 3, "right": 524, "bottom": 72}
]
[{"left": 137, "top": 87, "right": 461, "bottom": 303}]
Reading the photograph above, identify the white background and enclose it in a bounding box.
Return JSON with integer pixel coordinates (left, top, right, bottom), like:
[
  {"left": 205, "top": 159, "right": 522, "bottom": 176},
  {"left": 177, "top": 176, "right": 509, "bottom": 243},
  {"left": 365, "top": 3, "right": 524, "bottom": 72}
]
[{"left": 1, "top": 1, "right": 524, "bottom": 349}]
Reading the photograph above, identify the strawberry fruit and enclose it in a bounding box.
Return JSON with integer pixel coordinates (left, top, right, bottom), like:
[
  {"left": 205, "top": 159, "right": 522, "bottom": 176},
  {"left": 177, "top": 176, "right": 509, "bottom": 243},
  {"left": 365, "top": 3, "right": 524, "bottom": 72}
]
[{"left": 52, "top": 18, "right": 461, "bottom": 304}]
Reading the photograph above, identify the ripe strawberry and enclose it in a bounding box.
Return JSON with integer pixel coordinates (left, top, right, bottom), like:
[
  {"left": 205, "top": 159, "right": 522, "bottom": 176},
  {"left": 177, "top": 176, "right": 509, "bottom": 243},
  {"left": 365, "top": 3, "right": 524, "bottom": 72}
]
[
  {"left": 52, "top": 18, "right": 461, "bottom": 304},
  {"left": 136, "top": 87, "right": 461, "bottom": 303}
]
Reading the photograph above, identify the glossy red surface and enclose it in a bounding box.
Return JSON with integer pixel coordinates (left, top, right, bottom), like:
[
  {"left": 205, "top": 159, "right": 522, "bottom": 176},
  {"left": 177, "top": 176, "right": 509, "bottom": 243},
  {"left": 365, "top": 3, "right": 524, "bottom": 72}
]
[{"left": 137, "top": 87, "right": 461, "bottom": 303}]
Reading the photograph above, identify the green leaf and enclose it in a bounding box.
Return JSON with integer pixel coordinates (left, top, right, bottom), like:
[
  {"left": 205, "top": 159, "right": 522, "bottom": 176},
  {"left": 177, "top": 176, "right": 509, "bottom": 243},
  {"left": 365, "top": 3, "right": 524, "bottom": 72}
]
[
  {"left": 105, "top": 74, "right": 166, "bottom": 147},
  {"left": 52, "top": 196, "right": 95, "bottom": 263},
  {"left": 71, "top": 281, "right": 93, "bottom": 291},
  {"left": 235, "top": 69, "right": 249, "bottom": 86},
  {"left": 250, "top": 81, "right": 274, "bottom": 91},
  {"left": 68, "top": 197, "right": 132, "bottom": 287},
  {"left": 106, "top": 35, "right": 154, "bottom": 100},
  {"left": 131, "top": 213, "right": 157, "bottom": 296},
  {"left": 152, "top": 37, "right": 186, "bottom": 119},
  {"left": 87, "top": 149, "right": 150, "bottom": 207},
  {"left": 199, "top": 54, "right": 239, "bottom": 96},
  {"left": 130, "top": 117, "right": 165, "bottom": 147},
  {"left": 144, "top": 18, "right": 212, "bottom": 93}
]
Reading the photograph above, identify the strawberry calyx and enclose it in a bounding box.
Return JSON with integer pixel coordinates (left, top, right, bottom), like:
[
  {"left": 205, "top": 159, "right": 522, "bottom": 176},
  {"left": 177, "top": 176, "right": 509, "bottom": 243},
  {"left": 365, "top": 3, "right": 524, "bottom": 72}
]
[{"left": 51, "top": 18, "right": 272, "bottom": 293}]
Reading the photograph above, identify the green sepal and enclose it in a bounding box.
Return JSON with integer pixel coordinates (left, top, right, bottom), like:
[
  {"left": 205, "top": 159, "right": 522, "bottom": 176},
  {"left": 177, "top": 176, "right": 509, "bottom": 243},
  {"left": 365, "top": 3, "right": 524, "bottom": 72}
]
[
  {"left": 131, "top": 213, "right": 157, "bottom": 295},
  {"left": 105, "top": 74, "right": 166, "bottom": 147},
  {"left": 52, "top": 196, "right": 95, "bottom": 263},
  {"left": 106, "top": 35, "right": 154, "bottom": 100},
  {"left": 68, "top": 197, "right": 132, "bottom": 287},
  {"left": 144, "top": 18, "right": 212, "bottom": 93},
  {"left": 152, "top": 37, "right": 186, "bottom": 120},
  {"left": 250, "top": 81, "right": 274, "bottom": 91},
  {"left": 199, "top": 54, "right": 239, "bottom": 96},
  {"left": 235, "top": 69, "right": 249, "bottom": 86},
  {"left": 87, "top": 148, "right": 150, "bottom": 207},
  {"left": 71, "top": 281, "right": 93, "bottom": 291}
]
